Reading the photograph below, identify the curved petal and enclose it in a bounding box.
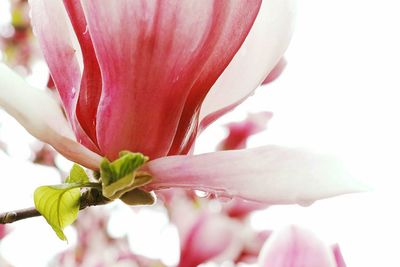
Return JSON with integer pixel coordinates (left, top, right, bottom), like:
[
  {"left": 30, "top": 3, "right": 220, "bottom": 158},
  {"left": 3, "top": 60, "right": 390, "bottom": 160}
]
[
  {"left": 146, "top": 146, "right": 367, "bottom": 204},
  {"left": 258, "top": 226, "right": 337, "bottom": 267},
  {"left": 262, "top": 57, "right": 287, "bottom": 85},
  {"left": 167, "top": 1, "right": 262, "bottom": 155},
  {"left": 199, "top": 0, "right": 297, "bottom": 130},
  {"left": 0, "top": 63, "right": 102, "bottom": 169},
  {"left": 81, "top": 0, "right": 261, "bottom": 160},
  {"left": 30, "top": 0, "right": 100, "bottom": 153},
  {"left": 63, "top": 0, "right": 102, "bottom": 144}
]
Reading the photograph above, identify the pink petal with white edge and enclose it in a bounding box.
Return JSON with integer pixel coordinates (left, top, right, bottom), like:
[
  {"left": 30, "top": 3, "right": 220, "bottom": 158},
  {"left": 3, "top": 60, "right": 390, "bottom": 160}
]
[
  {"left": 63, "top": 0, "right": 102, "bottom": 145},
  {"left": 166, "top": 1, "right": 262, "bottom": 155},
  {"left": 200, "top": 0, "right": 296, "bottom": 129},
  {"left": 262, "top": 57, "right": 287, "bottom": 85},
  {"left": 80, "top": 1, "right": 261, "bottom": 160},
  {"left": 30, "top": 0, "right": 100, "bottom": 153},
  {"left": 0, "top": 64, "right": 102, "bottom": 169},
  {"left": 258, "top": 225, "right": 336, "bottom": 267},
  {"left": 146, "top": 146, "right": 367, "bottom": 204}
]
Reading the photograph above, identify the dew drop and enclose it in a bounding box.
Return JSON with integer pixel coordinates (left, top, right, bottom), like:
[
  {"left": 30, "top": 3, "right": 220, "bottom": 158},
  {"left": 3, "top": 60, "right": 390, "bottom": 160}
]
[
  {"left": 297, "top": 199, "right": 315, "bottom": 207},
  {"left": 194, "top": 190, "right": 210, "bottom": 198}
]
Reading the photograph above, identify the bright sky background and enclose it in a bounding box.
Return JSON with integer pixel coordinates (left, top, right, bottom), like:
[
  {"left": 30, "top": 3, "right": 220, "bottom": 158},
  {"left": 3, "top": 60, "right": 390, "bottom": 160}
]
[{"left": 1, "top": 0, "right": 400, "bottom": 266}]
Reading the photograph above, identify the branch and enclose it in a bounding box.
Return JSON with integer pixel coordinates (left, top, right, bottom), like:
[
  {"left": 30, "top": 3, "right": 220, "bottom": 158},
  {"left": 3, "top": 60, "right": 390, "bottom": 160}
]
[{"left": 0, "top": 189, "right": 109, "bottom": 224}]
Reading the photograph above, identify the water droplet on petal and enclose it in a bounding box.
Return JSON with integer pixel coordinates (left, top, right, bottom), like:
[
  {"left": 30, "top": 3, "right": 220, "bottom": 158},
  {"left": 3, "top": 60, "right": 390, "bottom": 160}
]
[
  {"left": 297, "top": 199, "right": 315, "bottom": 207},
  {"left": 194, "top": 190, "right": 210, "bottom": 198}
]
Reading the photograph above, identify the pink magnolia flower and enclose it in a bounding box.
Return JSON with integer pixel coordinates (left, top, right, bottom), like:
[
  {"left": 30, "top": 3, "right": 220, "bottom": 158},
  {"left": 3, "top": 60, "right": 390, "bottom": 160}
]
[
  {"left": 167, "top": 191, "right": 245, "bottom": 266},
  {"left": 258, "top": 225, "right": 347, "bottom": 267},
  {"left": 0, "top": 0, "right": 366, "bottom": 204}
]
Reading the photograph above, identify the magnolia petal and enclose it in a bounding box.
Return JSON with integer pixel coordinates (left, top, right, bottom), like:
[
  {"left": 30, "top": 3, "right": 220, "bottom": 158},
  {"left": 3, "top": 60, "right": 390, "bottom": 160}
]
[
  {"left": 262, "top": 57, "right": 287, "bottom": 85},
  {"left": 223, "top": 198, "right": 268, "bottom": 219},
  {"left": 63, "top": 0, "right": 102, "bottom": 144},
  {"left": 0, "top": 64, "right": 101, "bottom": 169},
  {"left": 218, "top": 112, "right": 273, "bottom": 150},
  {"left": 146, "top": 145, "right": 367, "bottom": 204},
  {"left": 81, "top": 0, "right": 261, "bottom": 160},
  {"left": 332, "top": 244, "right": 348, "bottom": 267},
  {"left": 30, "top": 0, "right": 100, "bottom": 153},
  {"left": 200, "top": 0, "right": 296, "bottom": 129},
  {"left": 258, "top": 226, "right": 337, "bottom": 267},
  {"left": 166, "top": 1, "right": 262, "bottom": 155},
  {"left": 178, "top": 212, "right": 242, "bottom": 267}
]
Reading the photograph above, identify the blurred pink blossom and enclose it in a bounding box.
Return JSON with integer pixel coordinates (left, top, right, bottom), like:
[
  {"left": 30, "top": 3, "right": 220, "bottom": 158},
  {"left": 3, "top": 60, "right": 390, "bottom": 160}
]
[{"left": 259, "top": 225, "right": 347, "bottom": 267}]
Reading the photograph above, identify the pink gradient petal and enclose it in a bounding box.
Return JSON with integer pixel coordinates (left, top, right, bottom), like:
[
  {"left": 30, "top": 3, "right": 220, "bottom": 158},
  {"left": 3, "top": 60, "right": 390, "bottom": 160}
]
[
  {"left": 332, "top": 244, "right": 348, "bottom": 267},
  {"left": 63, "top": 0, "right": 102, "bottom": 144},
  {"left": 223, "top": 198, "right": 268, "bottom": 219},
  {"left": 259, "top": 226, "right": 336, "bottom": 267},
  {"left": 146, "top": 146, "right": 367, "bottom": 204},
  {"left": 262, "top": 57, "right": 287, "bottom": 85},
  {"left": 178, "top": 212, "right": 242, "bottom": 267},
  {"left": 30, "top": 0, "right": 100, "bottom": 154},
  {"left": 200, "top": 0, "right": 296, "bottom": 130},
  {"left": 166, "top": 1, "right": 262, "bottom": 155},
  {"left": 0, "top": 64, "right": 102, "bottom": 169},
  {"left": 81, "top": 1, "right": 261, "bottom": 160}
]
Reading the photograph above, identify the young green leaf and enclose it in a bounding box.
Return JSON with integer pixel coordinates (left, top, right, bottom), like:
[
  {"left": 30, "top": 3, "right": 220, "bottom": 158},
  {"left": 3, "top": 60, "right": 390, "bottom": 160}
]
[
  {"left": 100, "top": 152, "right": 151, "bottom": 200},
  {"left": 34, "top": 183, "right": 81, "bottom": 241},
  {"left": 66, "top": 164, "right": 90, "bottom": 184},
  {"left": 103, "top": 172, "right": 152, "bottom": 200}
]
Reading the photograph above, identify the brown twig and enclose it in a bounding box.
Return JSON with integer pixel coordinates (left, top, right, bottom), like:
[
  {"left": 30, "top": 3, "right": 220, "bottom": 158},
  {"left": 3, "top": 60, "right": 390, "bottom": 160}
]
[{"left": 0, "top": 189, "right": 109, "bottom": 224}]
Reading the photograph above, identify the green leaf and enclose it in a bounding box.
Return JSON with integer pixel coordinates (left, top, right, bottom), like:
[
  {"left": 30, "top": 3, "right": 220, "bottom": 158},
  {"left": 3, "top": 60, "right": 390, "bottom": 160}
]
[
  {"left": 34, "top": 164, "right": 98, "bottom": 241},
  {"left": 100, "top": 152, "right": 151, "bottom": 200},
  {"left": 103, "top": 172, "right": 152, "bottom": 200},
  {"left": 65, "top": 164, "right": 89, "bottom": 184},
  {"left": 34, "top": 183, "right": 81, "bottom": 241}
]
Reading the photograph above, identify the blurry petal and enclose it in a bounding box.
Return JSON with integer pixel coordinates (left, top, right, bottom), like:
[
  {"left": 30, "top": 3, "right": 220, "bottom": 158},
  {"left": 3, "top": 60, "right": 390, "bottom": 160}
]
[
  {"left": 223, "top": 198, "right": 267, "bottom": 219},
  {"left": 0, "top": 63, "right": 101, "bottom": 169},
  {"left": 81, "top": 0, "right": 261, "bottom": 160},
  {"left": 259, "top": 226, "right": 336, "bottom": 267},
  {"left": 332, "top": 244, "right": 348, "bottom": 267},
  {"left": 178, "top": 212, "right": 242, "bottom": 267},
  {"left": 200, "top": 0, "right": 296, "bottom": 129},
  {"left": 262, "top": 57, "right": 287, "bottom": 85},
  {"left": 218, "top": 112, "right": 273, "bottom": 150},
  {"left": 235, "top": 230, "right": 272, "bottom": 264},
  {"left": 0, "top": 225, "right": 6, "bottom": 240},
  {"left": 146, "top": 145, "right": 367, "bottom": 204}
]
